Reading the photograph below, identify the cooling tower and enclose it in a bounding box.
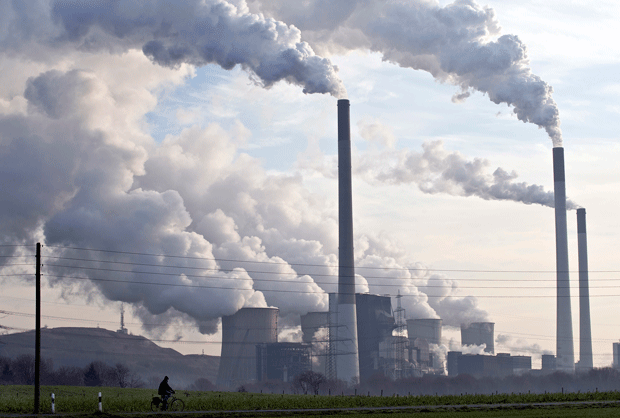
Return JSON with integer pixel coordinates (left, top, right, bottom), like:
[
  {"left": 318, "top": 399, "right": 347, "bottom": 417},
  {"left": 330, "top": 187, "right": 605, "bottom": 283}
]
[
  {"left": 461, "top": 322, "right": 495, "bottom": 354},
  {"left": 553, "top": 147, "right": 575, "bottom": 372},
  {"left": 300, "top": 311, "right": 329, "bottom": 343},
  {"left": 576, "top": 208, "right": 593, "bottom": 370},
  {"left": 406, "top": 318, "right": 442, "bottom": 345},
  {"left": 216, "top": 307, "right": 278, "bottom": 388},
  {"left": 336, "top": 99, "right": 360, "bottom": 383}
]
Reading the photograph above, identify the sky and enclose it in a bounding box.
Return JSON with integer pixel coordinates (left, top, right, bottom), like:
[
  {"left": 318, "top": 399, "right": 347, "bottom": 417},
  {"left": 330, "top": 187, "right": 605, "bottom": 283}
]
[{"left": 1, "top": 0, "right": 619, "bottom": 370}]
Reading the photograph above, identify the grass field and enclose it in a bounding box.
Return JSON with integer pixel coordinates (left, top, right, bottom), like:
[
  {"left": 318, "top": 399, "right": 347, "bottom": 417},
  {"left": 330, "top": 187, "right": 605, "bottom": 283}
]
[{"left": 1, "top": 385, "right": 620, "bottom": 416}]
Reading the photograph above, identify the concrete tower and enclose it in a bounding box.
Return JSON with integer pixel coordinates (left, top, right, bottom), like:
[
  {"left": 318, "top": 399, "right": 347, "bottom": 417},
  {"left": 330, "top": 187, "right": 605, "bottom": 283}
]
[
  {"left": 336, "top": 99, "right": 360, "bottom": 383},
  {"left": 553, "top": 147, "right": 575, "bottom": 372},
  {"left": 577, "top": 208, "right": 593, "bottom": 370},
  {"left": 216, "top": 307, "right": 278, "bottom": 388}
]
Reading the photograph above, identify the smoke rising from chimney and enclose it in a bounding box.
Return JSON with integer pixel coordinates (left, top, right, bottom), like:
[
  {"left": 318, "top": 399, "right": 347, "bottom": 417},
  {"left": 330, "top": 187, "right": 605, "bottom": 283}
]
[
  {"left": 300, "top": 136, "right": 578, "bottom": 210},
  {"left": 0, "top": 0, "right": 503, "bottom": 339},
  {"left": 246, "top": 0, "right": 563, "bottom": 145},
  {"left": 1, "top": 0, "right": 346, "bottom": 98}
]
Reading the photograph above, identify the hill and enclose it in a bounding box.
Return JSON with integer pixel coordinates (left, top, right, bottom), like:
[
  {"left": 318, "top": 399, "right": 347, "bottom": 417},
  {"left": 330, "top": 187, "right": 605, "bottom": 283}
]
[{"left": 0, "top": 327, "right": 219, "bottom": 388}]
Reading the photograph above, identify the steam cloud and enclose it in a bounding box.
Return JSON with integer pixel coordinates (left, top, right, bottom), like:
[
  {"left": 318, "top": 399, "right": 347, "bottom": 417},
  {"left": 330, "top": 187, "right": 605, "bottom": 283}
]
[
  {"left": 0, "top": 0, "right": 511, "bottom": 340},
  {"left": 300, "top": 120, "right": 578, "bottom": 209},
  {"left": 2, "top": 0, "right": 345, "bottom": 98},
  {"left": 246, "top": 0, "right": 563, "bottom": 145}
]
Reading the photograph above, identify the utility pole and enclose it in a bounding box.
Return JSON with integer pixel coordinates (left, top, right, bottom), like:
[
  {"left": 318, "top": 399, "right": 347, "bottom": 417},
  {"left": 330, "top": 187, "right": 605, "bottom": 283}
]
[{"left": 34, "top": 242, "right": 41, "bottom": 414}]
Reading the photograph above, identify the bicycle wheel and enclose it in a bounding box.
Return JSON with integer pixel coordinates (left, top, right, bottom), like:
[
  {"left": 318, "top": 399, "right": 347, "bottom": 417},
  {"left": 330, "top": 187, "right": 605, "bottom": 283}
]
[
  {"left": 150, "top": 399, "right": 160, "bottom": 412},
  {"left": 169, "top": 398, "right": 184, "bottom": 412}
]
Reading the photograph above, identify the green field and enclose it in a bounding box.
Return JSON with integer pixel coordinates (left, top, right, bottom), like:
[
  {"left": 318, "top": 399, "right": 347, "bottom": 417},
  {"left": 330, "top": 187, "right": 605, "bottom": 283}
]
[{"left": 1, "top": 386, "right": 620, "bottom": 417}]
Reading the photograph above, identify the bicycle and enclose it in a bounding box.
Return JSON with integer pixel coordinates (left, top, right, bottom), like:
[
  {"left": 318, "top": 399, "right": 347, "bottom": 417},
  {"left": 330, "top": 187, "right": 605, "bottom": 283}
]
[{"left": 151, "top": 394, "right": 185, "bottom": 412}]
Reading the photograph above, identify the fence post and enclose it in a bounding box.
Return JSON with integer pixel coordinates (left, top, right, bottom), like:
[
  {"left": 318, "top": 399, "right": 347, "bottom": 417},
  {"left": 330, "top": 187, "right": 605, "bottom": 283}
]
[
  {"left": 51, "top": 393, "right": 55, "bottom": 414},
  {"left": 98, "top": 392, "right": 102, "bottom": 412}
]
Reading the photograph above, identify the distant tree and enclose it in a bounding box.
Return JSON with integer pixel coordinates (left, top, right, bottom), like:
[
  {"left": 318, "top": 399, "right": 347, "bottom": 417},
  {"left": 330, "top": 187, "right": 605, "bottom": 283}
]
[
  {"left": 127, "top": 371, "right": 145, "bottom": 388},
  {"left": 52, "top": 366, "right": 84, "bottom": 386},
  {"left": 292, "top": 370, "right": 326, "bottom": 395},
  {"left": 12, "top": 354, "right": 35, "bottom": 385},
  {"left": 112, "top": 363, "right": 131, "bottom": 388},
  {"left": 0, "top": 357, "right": 14, "bottom": 384},
  {"left": 83, "top": 363, "right": 101, "bottom": 387}
]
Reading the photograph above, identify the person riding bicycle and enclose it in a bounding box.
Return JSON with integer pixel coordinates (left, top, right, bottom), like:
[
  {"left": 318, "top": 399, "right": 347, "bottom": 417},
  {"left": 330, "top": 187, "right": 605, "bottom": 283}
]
[{"left": 158, "top": 376, "right": 175, "bottom": 410}]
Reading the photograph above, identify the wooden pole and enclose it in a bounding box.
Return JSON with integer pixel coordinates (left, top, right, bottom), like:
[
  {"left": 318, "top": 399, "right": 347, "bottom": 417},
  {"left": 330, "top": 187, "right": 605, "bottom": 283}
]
[{"left": 34, "top": 242, "right": 41, "bottom": 414}]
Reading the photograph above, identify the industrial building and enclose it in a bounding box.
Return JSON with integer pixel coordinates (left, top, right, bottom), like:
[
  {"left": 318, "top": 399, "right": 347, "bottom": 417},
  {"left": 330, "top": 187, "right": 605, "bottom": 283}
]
[
  {"left": 300, "top": 312, "right": 329, "bottom": 343},
  {"left": 461, "top": 322, "right": 495, "bottom": 354},
  {"left": 613, "top": 343, "right": 620, "bottom": 369},
  {"left": 541, "top": 354, "right": 557, "bottom": 372},
  {"left": 256, "top": 342, "right": 311, "bottom": 382},
  {"left": 407, "top": 318, "right": 442, "bottom": 346},
  {"left": 356, "top": 293, "right": 395, "bottom": 382},
  {"left": 447, "top": 352, "right": 532, "bottom": 377},
  {"left": 216, "top": 307, "right": 279, "bottom": 388}
]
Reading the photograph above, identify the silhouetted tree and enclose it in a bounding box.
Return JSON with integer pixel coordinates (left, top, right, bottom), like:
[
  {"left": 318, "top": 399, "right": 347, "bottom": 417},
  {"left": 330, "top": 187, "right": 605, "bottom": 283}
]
[
  {"left": 52, "top": 366, "right": 84, "bottom": 386},
  {"left": 12, "top": 354, "right": 35, "bottom": 385},
  {"left": 83, "top": 363, "right": 101, "bottom": 386},
  {"left": 292, "top": 370, "right": 326, "bottom": 395}
]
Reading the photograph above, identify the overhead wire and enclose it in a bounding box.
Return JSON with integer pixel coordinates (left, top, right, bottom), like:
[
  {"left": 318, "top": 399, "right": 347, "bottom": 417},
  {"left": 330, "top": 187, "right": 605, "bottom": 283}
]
[{"left": 42, "top": 244, "right": 619, "bottom": 274}]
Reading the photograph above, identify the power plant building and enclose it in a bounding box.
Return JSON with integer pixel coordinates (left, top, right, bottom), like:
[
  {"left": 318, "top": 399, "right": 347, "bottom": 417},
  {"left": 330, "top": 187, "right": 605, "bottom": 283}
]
[
  {"left": 407, "top": 318, "right": 442, "bottom": 346},
  {"left": 256, "top": 342, "right": 311, "bottom": 383},
  {"left": 300, "top": 312, "right": 329, "bottom": 343},
  {"left": 447, "top": 352, "right": 531, "bottom": 377},
  {"left": 216, "top": 307, "right": 279, "bottom": 388},
  {"left": 356, "top": 293, "right": 395, "bottom": 382},
  {"left": 461, "top": 322, "right": 495, "bottom": 354},
  {"left": 541, "top": 354, "right": 557, "bottom": 372}
]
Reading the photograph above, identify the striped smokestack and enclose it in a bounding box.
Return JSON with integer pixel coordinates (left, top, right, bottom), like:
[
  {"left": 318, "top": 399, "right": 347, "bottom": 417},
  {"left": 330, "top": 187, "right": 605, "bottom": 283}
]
[
  {"left": 577, "top": 208, "right": 593, "bottom": 370},
  {"left": 336, "top": 99, "right": 360, "bottom": 382},
  {"left": 553, "top": 147, "right": 575, "bottom": 372}
]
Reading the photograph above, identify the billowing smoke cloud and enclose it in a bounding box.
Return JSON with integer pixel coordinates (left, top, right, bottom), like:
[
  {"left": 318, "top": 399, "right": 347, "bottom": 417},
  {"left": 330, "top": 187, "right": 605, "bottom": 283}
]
[
  {"left": 246, "top": 0, "right": 563, "bottom": 145},
  {"left": 1, "top": 0, "right": 345, "bottom": 98},
  {"left": 0, "top": 0, "right": 492, "bottom": 340},
  {"left": 300, "top": 120, "right": 577, "bottom": 209},
  {"left": 496, "top": 334, "right": 552, "bottom": 356},
  {"left": 358, "top": 140, "right": 578, "bottom": 210}
]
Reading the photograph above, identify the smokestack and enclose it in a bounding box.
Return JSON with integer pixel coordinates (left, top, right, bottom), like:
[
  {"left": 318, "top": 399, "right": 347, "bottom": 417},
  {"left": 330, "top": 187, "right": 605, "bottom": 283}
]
[
  {"left": 553, "top": 147, "right": 575, "bottom": 372},
  {"left": 336, "top": 99, "right": 360, "bottom": 382},
  {"left": 577, "top": 208, "right": 593, "bottom": 370}
]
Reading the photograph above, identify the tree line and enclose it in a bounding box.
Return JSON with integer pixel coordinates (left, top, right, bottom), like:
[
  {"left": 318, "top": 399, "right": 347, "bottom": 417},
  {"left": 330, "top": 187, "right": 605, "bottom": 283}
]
[{"left": 0, "top": 355, "right": 143, "bottom": 388}]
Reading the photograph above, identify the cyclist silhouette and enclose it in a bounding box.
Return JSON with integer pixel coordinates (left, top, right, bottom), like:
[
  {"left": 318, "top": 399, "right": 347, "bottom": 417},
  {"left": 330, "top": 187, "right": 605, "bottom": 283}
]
[{"left": 158, "top": 376, "right": 175, "bottom": 410}]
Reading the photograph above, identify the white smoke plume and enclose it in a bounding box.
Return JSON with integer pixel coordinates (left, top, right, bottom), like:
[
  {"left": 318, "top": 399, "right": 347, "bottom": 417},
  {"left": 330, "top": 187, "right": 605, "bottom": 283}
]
[
  {"left": 496, "top": 333, "right": 552, "bottom": 356},
  {"left": 246, "top": 0, "right": 563, "bottom": 145},
  {"left": 300, "top": 125, "right": 578, "bottom": 209},
  {"left": 0, "top": 0, "right": 493, "bottom": 340},
  {"left": 1, "top": 0, "right": 345, "bottom": 98}
]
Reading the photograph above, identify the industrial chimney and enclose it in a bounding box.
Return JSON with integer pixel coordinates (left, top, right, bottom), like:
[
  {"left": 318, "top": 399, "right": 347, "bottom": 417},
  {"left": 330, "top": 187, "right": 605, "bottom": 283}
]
[
  {"left": 553, "top": 147, "right": 575, "bottom": 372},
  {"left": 336, "top": 99, "right": 360, "bottom": 383},
  {"left": 577, "top": 208, "right": 593, "bottom": 370}
]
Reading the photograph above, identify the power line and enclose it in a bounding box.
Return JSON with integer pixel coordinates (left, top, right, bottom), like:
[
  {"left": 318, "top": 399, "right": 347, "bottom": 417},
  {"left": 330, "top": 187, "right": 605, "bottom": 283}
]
[
  {"left": 42, "top": 244, "right": 619, "bottom": 274},
  {"left": 40, "top": 255, "right": 620, "bottom": 282},
  {"left": 38, "top": 274, "right": 620, "bottom": 297}
]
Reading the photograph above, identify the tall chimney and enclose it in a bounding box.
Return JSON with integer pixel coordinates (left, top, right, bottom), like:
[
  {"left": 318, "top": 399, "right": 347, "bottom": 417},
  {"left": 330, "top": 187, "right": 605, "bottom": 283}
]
[
  {"left": 577, "top": 208, "right": 593, "bottom": 370},
  {"left": 336, "top": 99, "right": 360, "bottom": 382},
  {"left": 553, "top": 147, "right": 575, "bottom": 372}
]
